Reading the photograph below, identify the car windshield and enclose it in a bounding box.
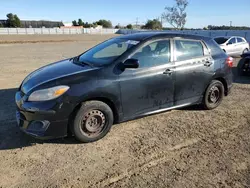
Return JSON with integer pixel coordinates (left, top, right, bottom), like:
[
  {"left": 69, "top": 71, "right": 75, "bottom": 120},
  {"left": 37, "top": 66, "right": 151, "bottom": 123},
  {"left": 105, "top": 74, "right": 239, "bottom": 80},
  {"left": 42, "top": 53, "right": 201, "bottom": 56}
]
[
  {"left": 78, "top": 38, "right": 140, "bottom": 66},
  {"left": 214, "top": 37, "right": 228, "bottom": 44}
]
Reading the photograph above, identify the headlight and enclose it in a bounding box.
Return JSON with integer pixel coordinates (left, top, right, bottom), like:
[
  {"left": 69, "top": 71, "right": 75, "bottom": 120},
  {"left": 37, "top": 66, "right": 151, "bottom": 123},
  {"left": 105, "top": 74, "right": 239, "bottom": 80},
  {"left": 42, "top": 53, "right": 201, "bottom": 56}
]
[{"left": 28, "top": 86, "right": 70, "bottom": 102}]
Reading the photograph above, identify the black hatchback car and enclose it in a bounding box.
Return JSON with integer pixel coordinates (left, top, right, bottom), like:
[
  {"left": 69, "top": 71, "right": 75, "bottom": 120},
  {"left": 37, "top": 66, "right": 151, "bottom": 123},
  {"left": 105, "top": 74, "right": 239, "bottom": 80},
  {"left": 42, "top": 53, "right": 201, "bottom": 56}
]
[{"left": 15, "top": 32, "right": 233, "bottom": 142}]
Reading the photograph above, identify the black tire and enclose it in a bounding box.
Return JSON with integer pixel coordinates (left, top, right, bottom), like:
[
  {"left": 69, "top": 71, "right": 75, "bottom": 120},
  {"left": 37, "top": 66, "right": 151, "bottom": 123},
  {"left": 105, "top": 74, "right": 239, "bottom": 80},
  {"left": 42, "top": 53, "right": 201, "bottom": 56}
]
[
  {"left": 72, "top": 100, "right": 114, "bottom": 143},
  {"left": 237, "top": 58, "right": 247, "bottom": 76},
  {"left": 203, "top": 80, "right": 224, "bottom": 110}
]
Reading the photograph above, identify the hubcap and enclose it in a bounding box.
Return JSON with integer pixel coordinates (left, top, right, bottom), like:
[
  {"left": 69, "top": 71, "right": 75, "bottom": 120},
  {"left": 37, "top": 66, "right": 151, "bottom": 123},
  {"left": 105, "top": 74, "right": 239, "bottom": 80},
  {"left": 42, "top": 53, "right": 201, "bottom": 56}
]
[
  {"left": 81, "top": 110, "right": 106, "bottom": 137},
  {"left": 208, "top": 86, "right": 220, "bottom": 104}
]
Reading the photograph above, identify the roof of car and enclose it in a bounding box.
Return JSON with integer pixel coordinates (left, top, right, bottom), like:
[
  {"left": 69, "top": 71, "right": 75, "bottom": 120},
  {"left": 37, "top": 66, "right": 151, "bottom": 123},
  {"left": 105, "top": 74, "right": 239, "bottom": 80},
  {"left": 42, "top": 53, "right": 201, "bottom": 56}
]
[
  {"left": 116, "top": 32, "right": 211, "bottom": 41},
  {"left": 215, "top": 36, "right": 245, "bottom": 39}
]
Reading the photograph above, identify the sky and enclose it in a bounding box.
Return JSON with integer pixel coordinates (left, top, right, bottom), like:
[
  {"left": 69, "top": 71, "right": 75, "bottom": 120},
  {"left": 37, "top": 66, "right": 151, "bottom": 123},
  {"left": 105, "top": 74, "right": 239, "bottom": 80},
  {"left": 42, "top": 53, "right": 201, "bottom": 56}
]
[{"left": 0, "top": 0, "right": 249, "bottom": 28}]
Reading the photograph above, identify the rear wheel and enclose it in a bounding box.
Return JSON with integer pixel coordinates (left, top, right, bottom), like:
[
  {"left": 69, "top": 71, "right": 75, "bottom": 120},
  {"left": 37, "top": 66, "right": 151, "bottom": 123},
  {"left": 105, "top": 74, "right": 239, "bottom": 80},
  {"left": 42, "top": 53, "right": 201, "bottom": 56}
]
[
  {"left": 203, "top": 80, "right": 224, "bottom": 110},
  {"left": 72, "top": 101, "right": 114, "bottom": 143}
]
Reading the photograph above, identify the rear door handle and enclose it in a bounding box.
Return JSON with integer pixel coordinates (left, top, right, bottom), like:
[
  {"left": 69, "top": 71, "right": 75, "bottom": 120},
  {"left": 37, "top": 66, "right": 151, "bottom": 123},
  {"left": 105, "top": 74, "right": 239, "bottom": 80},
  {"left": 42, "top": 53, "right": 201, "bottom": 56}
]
[{"left": 163, "top": 69, "right": 174, "bottom": 75}]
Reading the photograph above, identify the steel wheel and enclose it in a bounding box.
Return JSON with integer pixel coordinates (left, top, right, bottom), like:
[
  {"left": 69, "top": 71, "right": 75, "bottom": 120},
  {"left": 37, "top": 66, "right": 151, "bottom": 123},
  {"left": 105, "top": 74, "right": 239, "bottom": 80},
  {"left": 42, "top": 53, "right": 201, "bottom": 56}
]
[
  {"left": 203, "top": 80, "right": 224, "bottom": 110},
  {"left": 80, "top": 110, "right": 106, "bottom": 138},
  {"left": 208, "top": 86, "right": 220, "bottom": 105}
]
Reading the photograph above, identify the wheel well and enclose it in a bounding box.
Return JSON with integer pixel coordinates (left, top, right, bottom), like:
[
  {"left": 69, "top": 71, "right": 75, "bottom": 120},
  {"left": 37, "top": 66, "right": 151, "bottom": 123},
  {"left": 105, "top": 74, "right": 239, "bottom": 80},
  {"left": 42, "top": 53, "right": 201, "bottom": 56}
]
[{"left": 214, "top": 77, "right": 228, "bottom": 96}]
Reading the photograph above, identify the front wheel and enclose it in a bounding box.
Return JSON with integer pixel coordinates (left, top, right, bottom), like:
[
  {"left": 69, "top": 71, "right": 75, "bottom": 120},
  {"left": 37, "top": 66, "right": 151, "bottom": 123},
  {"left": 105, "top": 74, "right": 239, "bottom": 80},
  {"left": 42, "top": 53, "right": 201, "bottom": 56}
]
[
  {"left": 72, "top": 101, "right": 114, "bottom": 143},
  {"left": 203, "top": 80, "right": 224, "bottom": 110}
]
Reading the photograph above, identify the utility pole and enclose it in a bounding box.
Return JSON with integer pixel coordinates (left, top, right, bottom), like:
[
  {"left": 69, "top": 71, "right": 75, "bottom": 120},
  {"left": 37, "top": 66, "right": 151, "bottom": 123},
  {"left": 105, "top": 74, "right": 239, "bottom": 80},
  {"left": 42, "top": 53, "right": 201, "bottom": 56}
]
[
  {"left": 230, "top": 21, "right": 232, "bottom": 27},
  {"left": 161, "top": 15, "right": 163, "bottom": 29},
  {"left": 136, "top": 17, "right": 139, "bottom": 29}
]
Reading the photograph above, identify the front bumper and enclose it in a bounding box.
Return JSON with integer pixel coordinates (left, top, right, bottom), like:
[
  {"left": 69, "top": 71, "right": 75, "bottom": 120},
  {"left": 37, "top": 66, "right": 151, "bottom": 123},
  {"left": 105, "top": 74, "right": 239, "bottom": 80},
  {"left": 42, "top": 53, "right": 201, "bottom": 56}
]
[{"left": 15, "top": 91, "right": 74, "bottom": 139}]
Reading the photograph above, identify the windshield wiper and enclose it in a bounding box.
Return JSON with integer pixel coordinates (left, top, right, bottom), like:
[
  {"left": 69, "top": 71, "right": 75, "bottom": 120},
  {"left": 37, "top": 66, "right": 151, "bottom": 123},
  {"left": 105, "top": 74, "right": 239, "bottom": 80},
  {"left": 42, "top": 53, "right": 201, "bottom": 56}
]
[{"left": 72, "top": 55, "right": 80, "bottom": 62}]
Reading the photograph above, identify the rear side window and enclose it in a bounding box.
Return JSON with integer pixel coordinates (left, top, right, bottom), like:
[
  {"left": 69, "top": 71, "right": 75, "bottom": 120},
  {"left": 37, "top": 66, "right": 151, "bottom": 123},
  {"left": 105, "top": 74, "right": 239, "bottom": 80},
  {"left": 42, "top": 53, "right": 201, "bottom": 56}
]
[
  {"left": 175, "top": 40, "right": 204, "bottom": 61},
  {"left": 237, "top": 37, "right": 244, "bottom": 43}
]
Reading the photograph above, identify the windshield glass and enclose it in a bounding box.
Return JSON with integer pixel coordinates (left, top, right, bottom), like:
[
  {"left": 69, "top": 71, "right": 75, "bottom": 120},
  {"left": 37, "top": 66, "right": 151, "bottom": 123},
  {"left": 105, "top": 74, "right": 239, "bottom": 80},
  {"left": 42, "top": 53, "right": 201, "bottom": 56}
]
[
  {"left": 78, "top": 38, "right": 140, "bottom": 66},
  {"left": 214, "top": 37, "right": 228, "bottom": 44}
]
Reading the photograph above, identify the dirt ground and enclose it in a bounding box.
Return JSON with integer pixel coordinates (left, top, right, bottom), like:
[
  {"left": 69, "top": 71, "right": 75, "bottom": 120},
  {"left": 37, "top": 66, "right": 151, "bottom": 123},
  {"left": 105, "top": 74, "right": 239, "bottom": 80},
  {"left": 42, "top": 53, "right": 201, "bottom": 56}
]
[{"left": 0, "top": 34, "right": 250, "bottom": 188}]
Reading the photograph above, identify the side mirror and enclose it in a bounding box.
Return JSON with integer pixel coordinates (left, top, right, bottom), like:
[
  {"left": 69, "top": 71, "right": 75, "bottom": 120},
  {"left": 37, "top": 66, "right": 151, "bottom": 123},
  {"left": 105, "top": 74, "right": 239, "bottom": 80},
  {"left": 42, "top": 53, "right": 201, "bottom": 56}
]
[
  {"left": 227, "top": 42, "right": 232, "bottom": 45},
  {"left": 123, "top": 59, "right": 139, "bottom": 69}
]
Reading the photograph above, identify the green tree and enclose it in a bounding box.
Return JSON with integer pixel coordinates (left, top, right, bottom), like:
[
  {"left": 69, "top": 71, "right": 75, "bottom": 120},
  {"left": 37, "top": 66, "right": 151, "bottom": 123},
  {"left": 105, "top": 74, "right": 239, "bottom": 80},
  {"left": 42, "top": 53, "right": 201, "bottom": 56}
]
[
  {"left": 162, "top": 0, "right": 188, "bottom": 29},
  {"left": 6, "top": 13, "right": 22, "bottom": 27},
  {"left": 6, "top": 13, "right": 15, "bottom": 27},
  {"left": 96, "top": 19, "right": 112, "bottom": 28},
  {"left": 0, "top": 23, "right": 3, "bottom": 28},
  {"left": 78, "top": 19, "right": 83, "bottom": 26},
  {"left": 14, "top": 15, "right": 21, "bottom": 27},
  {"left": 126, "top": 24, "right": 133, "bottom": 29},
  {"left": 142, "top": 19, "right": 162, "bottom": 30},
  {"left": 83, "top": 22, "right": 92, "bottom": 28},
  {"left": 72, "top": 20, "right": 77, "bottom": 26}
]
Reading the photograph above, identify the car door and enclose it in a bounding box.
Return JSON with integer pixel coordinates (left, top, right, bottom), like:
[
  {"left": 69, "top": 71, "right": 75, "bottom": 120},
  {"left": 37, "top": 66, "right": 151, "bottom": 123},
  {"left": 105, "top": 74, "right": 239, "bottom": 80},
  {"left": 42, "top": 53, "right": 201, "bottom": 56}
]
[
  {"left": 236, "top": 37, "right": 246, "bottom": 54},
  {"left": 174, "top": 39, "right": 214, "bottom": 105},
  {"left": 119, "top": 39, "right": 175, "bottom": 119},
  {"left": 224, "top": 37, "right": 237, "bottom": 55}
]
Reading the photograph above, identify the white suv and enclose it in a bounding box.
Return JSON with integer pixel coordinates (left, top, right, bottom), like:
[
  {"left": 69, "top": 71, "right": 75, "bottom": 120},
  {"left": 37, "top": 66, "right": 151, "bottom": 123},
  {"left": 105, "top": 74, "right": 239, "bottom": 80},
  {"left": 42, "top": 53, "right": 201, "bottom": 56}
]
[{"left": 214, "top": 36, "right": 249, "bottom": 56}]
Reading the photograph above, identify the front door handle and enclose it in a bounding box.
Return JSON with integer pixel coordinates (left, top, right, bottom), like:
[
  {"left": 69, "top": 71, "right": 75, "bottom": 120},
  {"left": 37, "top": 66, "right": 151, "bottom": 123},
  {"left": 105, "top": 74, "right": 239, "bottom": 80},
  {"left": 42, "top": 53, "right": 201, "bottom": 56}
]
[{"left": 163, "top": 69, "right": 174, "bottom": 75}]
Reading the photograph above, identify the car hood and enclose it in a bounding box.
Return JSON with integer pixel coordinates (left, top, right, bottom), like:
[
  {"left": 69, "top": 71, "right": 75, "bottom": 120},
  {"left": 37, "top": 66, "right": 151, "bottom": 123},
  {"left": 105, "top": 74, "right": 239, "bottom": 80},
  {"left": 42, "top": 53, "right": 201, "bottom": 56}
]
[{"left": 21, "top": 59, "right": 95, "bottom": 94}]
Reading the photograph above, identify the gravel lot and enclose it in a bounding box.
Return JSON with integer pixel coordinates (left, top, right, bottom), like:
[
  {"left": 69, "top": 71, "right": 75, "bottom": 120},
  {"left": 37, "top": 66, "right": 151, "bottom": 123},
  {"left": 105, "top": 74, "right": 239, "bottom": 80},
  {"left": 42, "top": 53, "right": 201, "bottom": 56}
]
[{"left": 0, "top": 35, "right": 250, "bottom": 188}]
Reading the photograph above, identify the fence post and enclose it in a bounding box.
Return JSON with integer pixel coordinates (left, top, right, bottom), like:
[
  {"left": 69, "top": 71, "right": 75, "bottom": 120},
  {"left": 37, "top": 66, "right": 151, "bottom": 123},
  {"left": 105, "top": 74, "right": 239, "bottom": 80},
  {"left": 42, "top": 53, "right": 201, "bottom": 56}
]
[
  {"left": 25, "top": 28, "right": 27, "bottom": 34},
  {"left": 7, "top": 28, "right": 9, "bottom": 35},
  {"left": 16, "top": 28, "right": 18, "bottom": 34},
  {"left": 49, "top": 28, "right": 50, "bottom": 34}
]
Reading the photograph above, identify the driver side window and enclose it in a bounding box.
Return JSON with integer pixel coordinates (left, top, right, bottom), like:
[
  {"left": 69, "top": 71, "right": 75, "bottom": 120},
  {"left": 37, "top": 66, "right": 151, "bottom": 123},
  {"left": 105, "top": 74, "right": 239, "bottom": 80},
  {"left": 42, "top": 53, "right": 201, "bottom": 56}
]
[
  {"left": 131, "top": 40, "right": 170, "bottom": 68},
  {"left": 228, "top": 38, "right": 236, "bottom": 45}
]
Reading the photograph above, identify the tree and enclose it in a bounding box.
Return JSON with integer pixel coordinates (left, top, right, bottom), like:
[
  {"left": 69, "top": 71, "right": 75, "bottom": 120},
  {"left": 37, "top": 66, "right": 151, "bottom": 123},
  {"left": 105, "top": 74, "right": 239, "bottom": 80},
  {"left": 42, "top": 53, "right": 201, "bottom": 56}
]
[
  {"left": 162, "top": 0, "right": 188, "bottom": 29},
  {"left": 72, "top": 20, "right": 78, "bottom": 26},
  {"left": 96, "top": 19, "right": 112, "bottom": 28},
  {"left": 142, "top": 19, "right": 162, "bottom": 30},
  {"left": 78, "top": 19, "right": 83, "bottom": 26},
  {"left": 0, "top": 23, "right": 3, "bottom": 28},
  {"left": 14, "top": 15, "right": 21, "bottom": 27},
  {"left": 83, "top": 22, "right": 93, "bottom": 28},
  {"left": 126, "top": 24, "right": 133, "bottom": 29},
  {"left": 115, "top": 25, "right": 120, "bottom": 29},
  {"left": 6, "top": 13, "right": 21, "bottom": 27}
]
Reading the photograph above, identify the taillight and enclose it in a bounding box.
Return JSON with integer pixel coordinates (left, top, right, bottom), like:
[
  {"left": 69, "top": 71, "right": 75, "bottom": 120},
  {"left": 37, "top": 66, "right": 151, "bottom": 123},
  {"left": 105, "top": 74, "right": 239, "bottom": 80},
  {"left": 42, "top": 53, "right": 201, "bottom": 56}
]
[{"left": 226, "top": 57, "right": 233, "bottom": 68}]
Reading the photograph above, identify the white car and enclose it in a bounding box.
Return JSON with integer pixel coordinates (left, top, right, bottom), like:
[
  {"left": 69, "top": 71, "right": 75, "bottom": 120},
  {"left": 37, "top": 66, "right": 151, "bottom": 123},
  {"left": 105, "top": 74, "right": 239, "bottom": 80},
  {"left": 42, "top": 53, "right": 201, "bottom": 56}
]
[{"left": 214, "top": 36, "right": 249, "bottom": 56}]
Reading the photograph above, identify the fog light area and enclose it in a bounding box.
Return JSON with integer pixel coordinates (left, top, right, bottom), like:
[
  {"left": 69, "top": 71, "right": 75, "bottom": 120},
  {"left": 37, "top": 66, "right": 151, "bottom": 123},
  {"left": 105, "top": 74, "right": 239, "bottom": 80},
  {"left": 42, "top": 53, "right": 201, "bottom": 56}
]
[{"left": 28, "top": 120, "right": 50, "bottom": 131}]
